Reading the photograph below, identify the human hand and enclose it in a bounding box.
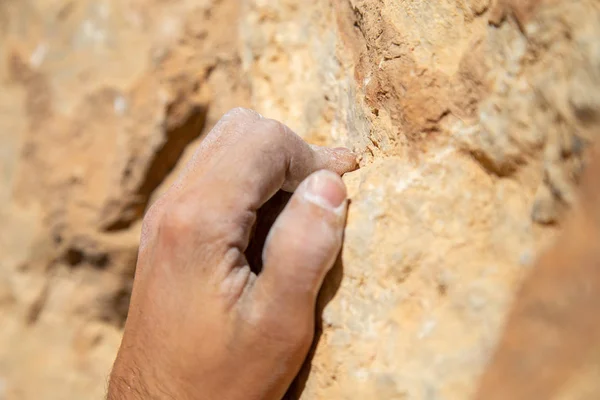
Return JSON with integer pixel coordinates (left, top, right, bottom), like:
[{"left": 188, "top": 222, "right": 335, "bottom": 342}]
[{"left": 107, "top": 108, "right": 357, "bottom": 400}]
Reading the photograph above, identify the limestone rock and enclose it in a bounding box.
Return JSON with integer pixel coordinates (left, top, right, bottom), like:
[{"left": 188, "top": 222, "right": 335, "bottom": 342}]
[
  {"left": 473, "top": 144, "right": 600, "bottom": 400},
  {"left": 1, "top": 0, "right": 599, "bottom": 399}
]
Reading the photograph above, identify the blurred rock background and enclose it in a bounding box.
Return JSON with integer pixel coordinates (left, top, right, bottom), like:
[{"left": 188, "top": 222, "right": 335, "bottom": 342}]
[{"left": 1, "top": 0, "right": 599, "bottom": 399}]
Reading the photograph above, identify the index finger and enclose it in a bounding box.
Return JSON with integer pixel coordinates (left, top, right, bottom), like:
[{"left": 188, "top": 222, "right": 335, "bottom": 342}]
[{"left": 174, "top": 108, "right": 358, "bottom": 211}]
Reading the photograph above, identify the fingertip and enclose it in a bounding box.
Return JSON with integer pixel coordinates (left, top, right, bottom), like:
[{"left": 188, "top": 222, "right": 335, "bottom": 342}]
[
  {"left": 313, "top": 146, "right": 359, "bottom": 175},
  {"left": 333, "top": 147, "right": 359, "bottom": 174}
]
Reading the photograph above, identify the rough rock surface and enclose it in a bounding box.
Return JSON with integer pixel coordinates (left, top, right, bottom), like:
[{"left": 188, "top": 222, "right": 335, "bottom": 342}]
[
  {"left": 1, "top": 0, "right": 599, "bottom": 399},
  {"left": 473, "top": 144, "right": 600, "bottom": 400}
]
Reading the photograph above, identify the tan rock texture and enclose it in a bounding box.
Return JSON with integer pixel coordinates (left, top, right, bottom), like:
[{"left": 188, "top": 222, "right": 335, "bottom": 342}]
[
  {"left": 1, "top": 0, "right": 599, "bottom": 399},
  {"left": 473, "top": 144, "right": 600, "bottom": 400}
]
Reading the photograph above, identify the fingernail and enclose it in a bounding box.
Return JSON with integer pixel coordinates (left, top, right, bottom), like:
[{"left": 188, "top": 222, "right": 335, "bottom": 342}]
[{"left": 303, "top": 170, "right": 347, "bottom": 211}]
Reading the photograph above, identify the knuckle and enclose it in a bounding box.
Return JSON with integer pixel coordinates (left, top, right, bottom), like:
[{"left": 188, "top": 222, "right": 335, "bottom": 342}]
[
  {"left": 155, "top": 190, "right": 232, "bottom": 249},
  {"left": 298, "top": 214, "right": 341, "bottom": 253},
  {"left": 258, "top": 118, "right": 288, "bottom": 139},
  {"left": 314, "top": 226, "right": 342, "bottom": 254},
  {"left": 222, "top": 107, "right": 261, "bottom": 123},
  {"left": 141, "top": 196, "right": 167, "bottom": 237},
  {"left": 253, "top": 118, "right": 295, "bottom": 159},
  {"left": 159, "top": 198, "right": 198, "bottom": 238}
]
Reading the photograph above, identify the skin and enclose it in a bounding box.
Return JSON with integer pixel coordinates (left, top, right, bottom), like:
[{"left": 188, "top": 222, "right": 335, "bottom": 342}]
[{"left": 107, "top": 108, "right": 358, "bottom": 400}]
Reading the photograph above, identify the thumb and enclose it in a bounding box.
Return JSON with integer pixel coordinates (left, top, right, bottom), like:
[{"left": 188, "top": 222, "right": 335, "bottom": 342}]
[{"left": 253, "top": 169, "right": 348, "bottom": 319}]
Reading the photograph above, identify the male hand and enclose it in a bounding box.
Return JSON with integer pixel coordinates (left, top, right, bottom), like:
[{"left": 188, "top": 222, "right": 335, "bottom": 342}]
[{"left": 107, "top": 108, "right": 357, "bottom": 399}]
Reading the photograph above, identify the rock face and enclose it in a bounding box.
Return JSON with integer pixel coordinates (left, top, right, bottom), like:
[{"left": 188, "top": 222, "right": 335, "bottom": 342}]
[
  {"left": 473, "top": 144, "right": 600, "bottom": 400},
  {"left": 0, "top": 0, "right": 599, "bottom": 399}
]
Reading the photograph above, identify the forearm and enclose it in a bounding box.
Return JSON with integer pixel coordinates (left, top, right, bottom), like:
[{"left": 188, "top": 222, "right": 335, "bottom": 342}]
[
  {"left": 107, "top": 357, "right": 175, "bottom": 400},
  {"left": 107, "top": 361, "right": 151, "bottom": 400}
]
